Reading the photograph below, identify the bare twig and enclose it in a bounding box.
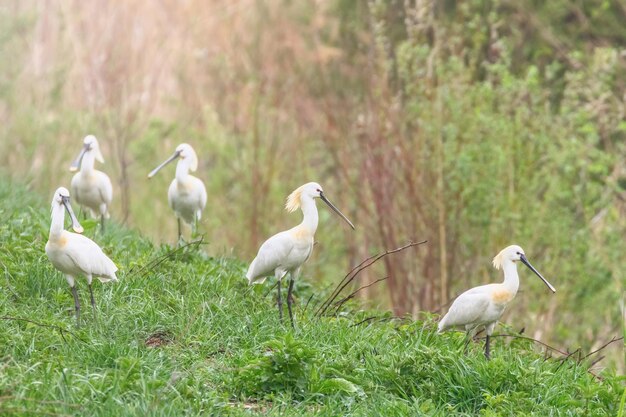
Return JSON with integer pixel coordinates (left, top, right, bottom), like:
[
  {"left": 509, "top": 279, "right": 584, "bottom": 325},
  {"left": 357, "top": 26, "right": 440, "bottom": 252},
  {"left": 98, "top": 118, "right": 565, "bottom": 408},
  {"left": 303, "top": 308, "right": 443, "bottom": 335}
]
[
  {"left": 332, "top": 277, "right": 389, "bottom": 316},
  {"left": 302, "top": 293, "right": 315, "bottom": 314},
  {"left": 478, "top": 333, "right": 569, "bottom": 355},
  {"left": 581, "top": 336, "right": 623, "bottom": 360},
  {"left": 350, "top": 316, "right": 380, "bottom": 327},
  {"left": 0, "top": 407, "right": 72, "bottom": 417},
  {"left": 0, "top": 397, "right": 80, "bottom": 408},
  {"left": 0, "top": 316, "right": 86, "bottom": 345},
  {"left": 479, "top": 333, "right": 623, "bottom": 378},
  {"left": 316, "top": 240, "right": 427, "bottom": 317},
  {"left": 130, "top": 236, "right": 205, "bottom": 279}
]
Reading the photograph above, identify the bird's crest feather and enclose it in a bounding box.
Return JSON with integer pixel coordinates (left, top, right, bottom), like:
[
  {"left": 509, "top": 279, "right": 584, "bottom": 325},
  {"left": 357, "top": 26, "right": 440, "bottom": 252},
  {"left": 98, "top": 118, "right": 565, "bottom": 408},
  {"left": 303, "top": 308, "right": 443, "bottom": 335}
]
[
  {"left": 492, "top": 249, "right": 505, "bottom": 270},
  {"left": 285, "top": 186, "right": 304, "bottom": 212}
]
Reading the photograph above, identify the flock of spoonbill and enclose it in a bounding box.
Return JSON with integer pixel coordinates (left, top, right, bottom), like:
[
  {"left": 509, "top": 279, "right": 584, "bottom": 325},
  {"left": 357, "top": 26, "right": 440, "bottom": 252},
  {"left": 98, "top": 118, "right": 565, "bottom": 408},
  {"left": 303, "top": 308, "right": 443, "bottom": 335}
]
[{"left": 45, "top": 134, "right": 556, "bottom": 359}]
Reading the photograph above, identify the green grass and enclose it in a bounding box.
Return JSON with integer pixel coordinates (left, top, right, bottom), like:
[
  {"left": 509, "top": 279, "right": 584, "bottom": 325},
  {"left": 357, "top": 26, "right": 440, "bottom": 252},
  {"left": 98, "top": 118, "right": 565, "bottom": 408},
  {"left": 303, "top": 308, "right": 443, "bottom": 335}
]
[{"left": 0, "top": 181, "right": 622, "bottom": 416}]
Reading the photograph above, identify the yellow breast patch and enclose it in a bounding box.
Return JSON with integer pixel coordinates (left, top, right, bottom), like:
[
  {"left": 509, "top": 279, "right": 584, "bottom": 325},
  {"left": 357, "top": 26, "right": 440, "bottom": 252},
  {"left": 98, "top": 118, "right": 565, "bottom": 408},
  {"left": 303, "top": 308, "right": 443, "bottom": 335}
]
[
  {"left": 492, "top": 289, "right": 514, "bottom": 304},
  {"left": 51, "top": 233, "right": 68, "bottom": 248},
  {"left": 292, "top": 226, "right": 312, "bottom": 240},
  {"left": 177, "top": 178, "right": 193, "bottom": 192}
]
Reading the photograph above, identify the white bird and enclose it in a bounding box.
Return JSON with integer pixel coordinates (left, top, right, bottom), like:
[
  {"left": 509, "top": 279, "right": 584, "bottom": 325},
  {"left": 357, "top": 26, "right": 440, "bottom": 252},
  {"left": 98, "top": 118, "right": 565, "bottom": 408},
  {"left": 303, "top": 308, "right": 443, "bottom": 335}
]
[
  {"left": 45, "top": 187, "right": 118, "bottom": 324},
  {"left": 438, "top": 245, "right": 556, "bottom": 359},
  {"left": 148, "top": 143, "right": 207, "bottom": 241},
  {"left": 246, "top": 182, "right": 355, "bottom": 326},
  {"left": 69, "top": 135, "right": 113, "bottom": 231}
]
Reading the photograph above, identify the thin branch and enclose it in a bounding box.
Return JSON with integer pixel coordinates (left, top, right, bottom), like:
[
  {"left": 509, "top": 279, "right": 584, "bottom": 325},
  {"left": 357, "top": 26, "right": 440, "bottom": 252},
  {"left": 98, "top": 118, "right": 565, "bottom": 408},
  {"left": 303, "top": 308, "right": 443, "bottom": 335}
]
[
  {"left": 130, "top": 236, "right": 205, "bottom": 279},
  {"left": 350, "top": 316, "right": 379, "bottom": 327},
  {"left": 302, "top": 293, "right": 315, "bottom": 314},
  {"left": 316, "top": 240, "right": 427, "bottom": 317},
  {"left": 0, "top": 407, "right": 72, "bottom": 417},
  {"left": 0, "top": 316, "right": 86, "bottom": 344},
  {"left": 479, "top": 333, "right": 623, "bottom": 378},
  {"left": 479, "top": 333, "right": 569, "bottom": 356},
  {"left": 581, "top": 336, "right": 623, "bottom": 360},
  {"left": 332, "top": 277, "right": 388, "bottom": 316},
  {"left": 0, "top": 397, "right": 80, "bottom": 408}
]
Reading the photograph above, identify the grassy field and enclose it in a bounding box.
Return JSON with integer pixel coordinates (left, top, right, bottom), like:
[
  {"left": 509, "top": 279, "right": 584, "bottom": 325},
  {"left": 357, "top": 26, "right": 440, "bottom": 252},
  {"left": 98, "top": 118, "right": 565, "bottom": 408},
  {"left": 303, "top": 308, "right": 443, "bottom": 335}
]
[{"left": 0, "top": 181, "right": 622, "bottom": 416}]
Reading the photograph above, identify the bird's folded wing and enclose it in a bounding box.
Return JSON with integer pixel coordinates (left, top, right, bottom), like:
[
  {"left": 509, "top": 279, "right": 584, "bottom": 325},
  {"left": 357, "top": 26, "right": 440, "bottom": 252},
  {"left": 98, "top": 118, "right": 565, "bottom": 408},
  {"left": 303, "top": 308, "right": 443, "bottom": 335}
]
[
  {"left": 441, "top": 293, "right": 491, "bottom": 328},
  {"left": 246, "top": 232, "right": 295, "bottom": 282},
  {"left": 64, "top": 233, "right": 118, "bottom": 278}
]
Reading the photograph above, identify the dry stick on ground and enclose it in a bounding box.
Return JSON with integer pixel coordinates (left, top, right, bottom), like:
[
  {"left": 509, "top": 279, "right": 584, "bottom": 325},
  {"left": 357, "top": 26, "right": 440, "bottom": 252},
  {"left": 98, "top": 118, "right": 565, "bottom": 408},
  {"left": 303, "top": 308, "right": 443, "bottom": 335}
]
[
  {"left": 0, "top": 397, "right": 81, "bottom": 408},
  {"left": 332, "top": 277, "right": 389, "bottom": 316},
  {"left": 479, "top": 333, "right": 569, "bottom": 356},
  {"left": 0, "top": 316, "right": 86, "bottom": 345},
  {"left": 302, "top": 293, "right": 315, "bottom": 314},
  {"left": 0, "top": 408, "right": 72, "bottom": 417},
  {"left": 316, "top": 240, "right": 428, "bottom": 317},
  {"left": 128, "top": 236, "right": 205, "bottom": 279},
  {"left": 581, "top": 336, "right": 624, "bottom": 360},
  {"left": 480, "top": 333, "right": 623, "bottom": 374}
]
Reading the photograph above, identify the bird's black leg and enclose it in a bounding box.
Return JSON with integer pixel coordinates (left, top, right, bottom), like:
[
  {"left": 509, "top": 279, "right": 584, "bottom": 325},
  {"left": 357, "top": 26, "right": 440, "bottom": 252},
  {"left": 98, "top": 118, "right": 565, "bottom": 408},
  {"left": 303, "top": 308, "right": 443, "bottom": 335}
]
[
  {"left": 100, "top": 214, "right": 105, "bottom": 233},
  {"left": 277, "top": 279, "right": 283, "bottom": 321},
  {"left": 287, "top": 277, "right": 295, "bottom": 328},
  {"left": 71, "top": 286, "right": 81, "bottom": 326},
  {"left": 484, "top": 335, "right": 491, "bottom": 360},
  {"left": 177, "top": 218, "right": 182, "bottom": 242},
  {"left": 88, "top": 283, "right": 98, "bottom": 321}
]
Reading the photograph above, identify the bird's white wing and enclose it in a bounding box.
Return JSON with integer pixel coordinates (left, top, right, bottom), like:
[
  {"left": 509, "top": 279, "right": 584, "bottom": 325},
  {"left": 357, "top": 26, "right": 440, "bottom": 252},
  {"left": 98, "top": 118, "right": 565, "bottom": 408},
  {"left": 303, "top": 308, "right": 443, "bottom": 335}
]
[
  {"left": 438, "top": 291, "right": 491, "bottom": 331},
  {"left": 98, "top": 171, "right": 113, "bottom": 206},
  {"left": 246, "top": 231, "right": 294, "bottom": 284},
  {"left": 167, "top": 180, "right": 177, "bottom": 212},
  {"left": 70, "top": 174, "right": 81, "bottom": 204},
  {"left": 64, "top": 232, "right": 118, "bottom": 282},
  {"left": 198, "top": 179, "right": 207, "bottom": 211}
]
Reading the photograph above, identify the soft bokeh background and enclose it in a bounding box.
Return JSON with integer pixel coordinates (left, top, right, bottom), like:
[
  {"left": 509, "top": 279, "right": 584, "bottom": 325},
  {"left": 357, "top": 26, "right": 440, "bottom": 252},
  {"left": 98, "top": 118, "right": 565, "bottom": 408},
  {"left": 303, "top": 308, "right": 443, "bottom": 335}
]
[{"left": 1, "top": 1, "right": 624, "bottom": 368}]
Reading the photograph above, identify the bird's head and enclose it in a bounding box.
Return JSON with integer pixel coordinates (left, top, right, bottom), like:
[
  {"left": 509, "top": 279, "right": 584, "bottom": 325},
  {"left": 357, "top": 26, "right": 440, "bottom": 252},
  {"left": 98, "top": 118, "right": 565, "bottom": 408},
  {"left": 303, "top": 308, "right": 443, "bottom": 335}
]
[
  {"left": 70, "top": 135, "right": 104, "bottom": 171},
  {"left": 176, "top": 143, "right": 198, "bottom": 172},
  {"left": 148, "top": 143, "right": 198, "bottom": 178},
  {"left": 51, "top": 187, "right": 83, "bottom": 233},
  {"left": 285, "top": 182, "right": 355, "bottom": 229},
  {"left": 492, "top": 245, "right": 525, "bottom": 268},
  {"left": 492, "top": 245, "right": 555, "bottom": 293}
]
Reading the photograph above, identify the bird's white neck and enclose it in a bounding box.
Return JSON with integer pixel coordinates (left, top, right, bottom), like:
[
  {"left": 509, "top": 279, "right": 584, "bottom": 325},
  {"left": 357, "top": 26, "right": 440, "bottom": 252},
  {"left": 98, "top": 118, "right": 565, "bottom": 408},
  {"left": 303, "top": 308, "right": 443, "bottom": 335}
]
[
  {"left": 299, "top": 195, "right": 319, "bottom": 233},
  {"left": 80, "top": 151, "right": 96, "bottom": 174},
  {"left": 49, "top": 203, "right": 65, "bottom": 240},
  {"left": 501, "top": 260, "right": 520, "bottom": 294},
  {"left": 175, "top": 158, "right": 191, "bottom": 182}
]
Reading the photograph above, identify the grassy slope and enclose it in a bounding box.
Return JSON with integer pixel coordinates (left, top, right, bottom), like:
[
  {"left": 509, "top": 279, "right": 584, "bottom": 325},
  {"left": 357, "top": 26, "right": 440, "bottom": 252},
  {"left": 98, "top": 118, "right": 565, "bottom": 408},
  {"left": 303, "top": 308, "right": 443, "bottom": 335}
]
[{"left": 0, "top": 182, "right": 622, "bottom": 417}]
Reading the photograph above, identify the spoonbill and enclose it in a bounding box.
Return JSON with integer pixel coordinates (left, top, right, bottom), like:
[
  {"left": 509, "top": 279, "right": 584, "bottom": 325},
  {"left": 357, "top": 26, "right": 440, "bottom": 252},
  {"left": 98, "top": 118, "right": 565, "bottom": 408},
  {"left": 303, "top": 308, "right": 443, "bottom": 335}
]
[
  {"left": 246, "top": 182, "right": 355, "bottom": 326},
  {"left": 45, "top": 187, "right": 118, "bottom": 324},
  {"left": 69, "top": 135, "right": 113, "bottom": 231},
  {"left": 148, "top": 143, "right": 207, "bottom": 240},
  {"left": 438, "top": 245, "right": 555, "bottom": 359}
]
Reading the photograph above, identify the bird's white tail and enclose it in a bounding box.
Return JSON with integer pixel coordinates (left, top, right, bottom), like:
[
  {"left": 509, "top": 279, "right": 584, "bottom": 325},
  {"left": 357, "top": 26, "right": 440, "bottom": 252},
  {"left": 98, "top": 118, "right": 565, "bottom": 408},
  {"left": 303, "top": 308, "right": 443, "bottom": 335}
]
[{"left": 437, "top": 317, "right": 447, "bottom": 333}]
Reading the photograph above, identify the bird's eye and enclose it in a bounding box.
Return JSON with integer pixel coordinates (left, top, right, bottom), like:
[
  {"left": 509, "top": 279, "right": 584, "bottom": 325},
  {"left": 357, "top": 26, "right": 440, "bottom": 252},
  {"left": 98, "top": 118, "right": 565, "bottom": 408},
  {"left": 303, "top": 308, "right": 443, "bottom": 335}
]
[
  {"left": 516, "top": 251, "right": 521, "bottom": 255},
  {"left": 316, "top": 189, "right": 321, "bottom": 193}
]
